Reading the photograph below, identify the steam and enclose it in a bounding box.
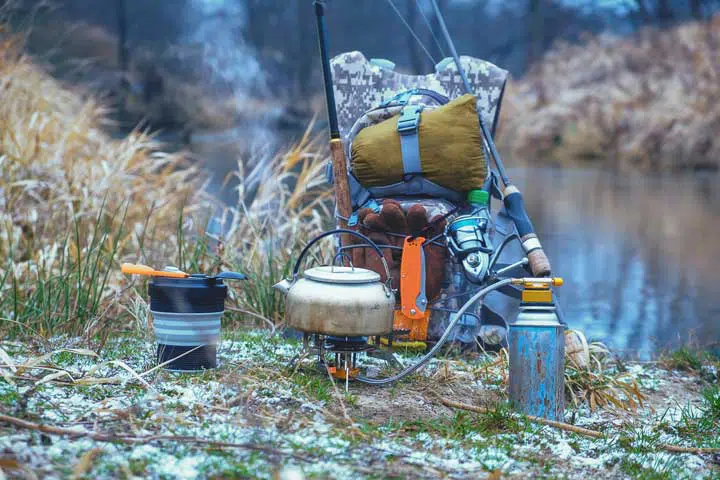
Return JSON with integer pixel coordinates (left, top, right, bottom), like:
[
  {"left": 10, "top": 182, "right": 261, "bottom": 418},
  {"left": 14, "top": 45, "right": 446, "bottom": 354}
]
[
  {"left": 180, "top": 0, "right": 286, "bottom": 207},
  {"left": 183, "top": 0, "right": 268, "bottom": 101}
]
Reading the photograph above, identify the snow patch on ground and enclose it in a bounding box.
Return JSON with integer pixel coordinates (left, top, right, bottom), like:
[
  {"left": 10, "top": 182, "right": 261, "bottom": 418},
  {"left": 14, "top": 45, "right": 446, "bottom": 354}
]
[{"left": 0, "top": 334, "right": 717, "bottom": 479}]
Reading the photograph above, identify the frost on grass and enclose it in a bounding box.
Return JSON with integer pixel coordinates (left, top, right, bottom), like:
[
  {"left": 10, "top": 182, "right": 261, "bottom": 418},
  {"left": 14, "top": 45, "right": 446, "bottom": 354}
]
[{"left": 0, "top": 331, "right": 718, "bottom": 479}]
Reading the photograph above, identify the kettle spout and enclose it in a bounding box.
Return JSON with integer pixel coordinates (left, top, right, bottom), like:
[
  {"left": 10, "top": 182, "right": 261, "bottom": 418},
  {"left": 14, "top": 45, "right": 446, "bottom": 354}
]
[{"left": 273, "top": 278, "right": 292, "bottom": 296}]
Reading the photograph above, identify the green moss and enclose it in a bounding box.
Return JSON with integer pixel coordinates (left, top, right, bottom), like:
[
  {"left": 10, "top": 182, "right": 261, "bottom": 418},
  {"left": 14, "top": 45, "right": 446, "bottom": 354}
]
[
  {"left": 620, "top": 459, "right": 673, "bottom": 480},
  {"left": 0, "top": 383, "right": 20, "bottom": 408},
  {"left": 206, "top": 451, "right": 268, "bottom": 479},
  {"left": 288, "top": 369, "right": 332, "bottom": 402},
  {"left": 344, "top": 392, "right": 358, "bottom": 407},
  {"left": 127, "top": 458, "right": 151, "bottom": 476},
  {"left": 619, "top": 453, "right": 688, "bottom": 480},
  {"left": 384, "top": 404, "right": 524, "bottom": 443}
]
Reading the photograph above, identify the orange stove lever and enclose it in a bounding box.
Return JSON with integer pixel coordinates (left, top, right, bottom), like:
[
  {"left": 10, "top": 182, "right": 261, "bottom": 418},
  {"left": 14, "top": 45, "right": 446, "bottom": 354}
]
[{"left": 400, "top": 236, "right": 427, "bottom": 320}]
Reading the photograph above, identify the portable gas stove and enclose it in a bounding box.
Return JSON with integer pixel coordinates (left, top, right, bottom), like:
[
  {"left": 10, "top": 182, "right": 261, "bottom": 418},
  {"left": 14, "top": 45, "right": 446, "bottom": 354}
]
[{"left": 293, "top": 333, "right": 400, "bottom": 390}]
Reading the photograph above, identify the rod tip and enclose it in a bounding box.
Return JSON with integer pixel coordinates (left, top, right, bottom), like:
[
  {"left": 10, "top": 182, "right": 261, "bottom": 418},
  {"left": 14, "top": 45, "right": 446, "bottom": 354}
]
[{"left": 314, "top": 0, "right": 325, "bottom": 15}]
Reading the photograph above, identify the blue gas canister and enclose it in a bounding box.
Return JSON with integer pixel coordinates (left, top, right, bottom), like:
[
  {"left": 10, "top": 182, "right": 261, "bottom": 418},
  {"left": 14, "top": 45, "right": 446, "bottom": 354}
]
[{"left": 508, "top": 278, "right": 565, "bottom": 421}]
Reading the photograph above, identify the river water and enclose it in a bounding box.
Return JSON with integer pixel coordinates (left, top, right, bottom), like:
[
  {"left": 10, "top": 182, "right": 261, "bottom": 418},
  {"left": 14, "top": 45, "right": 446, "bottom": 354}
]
[
  {"left": 189, "top": 131, "right": 719, "bottom": 358},
  {"left": 513, "top": 167, "right": 720, "bottom": 358}
]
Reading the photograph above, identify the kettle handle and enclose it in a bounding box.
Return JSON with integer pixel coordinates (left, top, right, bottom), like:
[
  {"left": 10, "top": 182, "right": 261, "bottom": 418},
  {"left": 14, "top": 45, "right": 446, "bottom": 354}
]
[{"left": 291, "top": 228, "right": 392, "bottom": 282}]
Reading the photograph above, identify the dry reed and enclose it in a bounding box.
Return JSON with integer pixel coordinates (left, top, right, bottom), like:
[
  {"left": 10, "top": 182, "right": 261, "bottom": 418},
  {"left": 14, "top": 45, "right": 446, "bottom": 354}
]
[
  {"left": 499, "top": 15, "right": 720, "bottom": 172},
  {"left": 0, "top": 26, "right": 329, "bottom": 340}
]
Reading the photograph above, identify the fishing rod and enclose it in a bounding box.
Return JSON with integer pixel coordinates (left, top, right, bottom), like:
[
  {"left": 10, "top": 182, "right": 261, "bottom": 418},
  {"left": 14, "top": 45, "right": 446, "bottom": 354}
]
[
  {"left": 314, "top": 0, "right": 354, "bottom": 245},
  {"left": 429, "top": 0, "right": 551, "bottom": 277}
]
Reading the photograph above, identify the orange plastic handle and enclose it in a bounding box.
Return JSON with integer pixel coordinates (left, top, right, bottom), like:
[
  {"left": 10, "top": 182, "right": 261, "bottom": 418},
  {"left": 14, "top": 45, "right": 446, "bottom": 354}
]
[
  {"left": 121, "top": 263, "right": 188, "bottom": 278},
  {"left": 400, "top": 237, "right": 427, "bottom": 320}
]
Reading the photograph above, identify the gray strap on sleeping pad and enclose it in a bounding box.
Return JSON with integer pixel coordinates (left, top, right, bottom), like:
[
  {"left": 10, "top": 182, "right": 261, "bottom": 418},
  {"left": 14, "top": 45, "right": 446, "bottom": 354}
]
[
  {"left": 397, "top": 105, "right": 424, "bottom": 176},
  {"left": 348, "top": 172, "right": 372, "bottom": 208}
]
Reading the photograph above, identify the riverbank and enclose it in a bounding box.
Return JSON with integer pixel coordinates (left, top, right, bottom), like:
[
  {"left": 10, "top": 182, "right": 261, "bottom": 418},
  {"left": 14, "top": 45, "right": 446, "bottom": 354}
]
[
  {"left": 0, "top": 331, "right": 718, "bottom": 479},
  {"left": 1, "top": 16, "right": 719, "bottom": 479},
  {"left": 498, "top": 15, "right": 720, "bottom": 173}
]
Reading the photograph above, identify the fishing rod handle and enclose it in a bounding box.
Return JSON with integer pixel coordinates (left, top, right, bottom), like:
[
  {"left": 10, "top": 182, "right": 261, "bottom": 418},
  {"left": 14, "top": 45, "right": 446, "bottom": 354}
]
[
  {"left": 502, "top": 185, "right": 552, "bottom": 277},
  {"left": 313, "top": 0, "right": 352, "bottom": 242},
  {"left": 330, "top": 139, "right": 353, "bottom": 232},
  {"left": 524, "top": 241, "right": 552, "bottom": 277}
]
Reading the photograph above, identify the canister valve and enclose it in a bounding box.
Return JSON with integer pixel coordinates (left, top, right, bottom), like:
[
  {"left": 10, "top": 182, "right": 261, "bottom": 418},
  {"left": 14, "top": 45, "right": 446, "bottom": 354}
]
[{"left": 511, "top": 277, "right": 563, "bottom": 303}]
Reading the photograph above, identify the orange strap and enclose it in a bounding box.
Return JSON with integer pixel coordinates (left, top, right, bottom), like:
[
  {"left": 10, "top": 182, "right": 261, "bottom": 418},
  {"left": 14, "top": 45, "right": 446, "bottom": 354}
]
[{"left": 400, "top": 236, "right": 427, "bottom": 319}]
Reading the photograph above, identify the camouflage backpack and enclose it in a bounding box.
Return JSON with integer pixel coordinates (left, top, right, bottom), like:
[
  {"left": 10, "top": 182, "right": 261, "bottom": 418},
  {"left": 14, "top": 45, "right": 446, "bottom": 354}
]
[
  {"left": 328, "top": 51, "right": 509, "bottom": 218},
  {"left": 329, "top": 51, "right": 511, "bottom": 341}
]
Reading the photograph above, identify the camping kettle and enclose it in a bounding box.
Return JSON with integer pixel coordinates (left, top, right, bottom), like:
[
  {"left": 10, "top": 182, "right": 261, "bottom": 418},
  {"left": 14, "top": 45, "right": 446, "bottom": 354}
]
[{"left": 273, "top": 229, "right": 395, "bottom": 337}]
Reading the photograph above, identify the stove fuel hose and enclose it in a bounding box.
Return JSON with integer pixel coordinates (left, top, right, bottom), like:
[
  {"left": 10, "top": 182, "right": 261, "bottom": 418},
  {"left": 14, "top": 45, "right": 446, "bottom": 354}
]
[{"left": 355, "top": 278, "right": 513, "bottom": 385}]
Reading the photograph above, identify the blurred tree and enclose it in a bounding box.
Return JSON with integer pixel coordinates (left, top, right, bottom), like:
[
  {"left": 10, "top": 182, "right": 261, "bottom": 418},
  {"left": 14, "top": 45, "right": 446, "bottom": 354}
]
[
  {"left": 657, "top": 0, "right": 675, "bottom": 22},
  {"left": 527, "top": 0, "right": 543, "bottom": 69},
  {"left": 407, "top": 0, "right": 424, "bottom": 73},
  {"left": 292, "top": 0, "right": 316, "bottom": 96},
  {"left": 246, "top": 0, "right": 280, "bottom": 52},
  {"left": 620, "top": 0, "right": 720, "bottom": 25},
  {"left": 429, "top": 0, "right": 448, "bottom": 62},
  {"left": 9, "top": 0, "right": 720, "bottom": 109},
  {"left": 116, "top": 0, "right": 127, "bottom": 80},
  {"left": 690, "top": 0, "right": 702, "bottom": 17}
]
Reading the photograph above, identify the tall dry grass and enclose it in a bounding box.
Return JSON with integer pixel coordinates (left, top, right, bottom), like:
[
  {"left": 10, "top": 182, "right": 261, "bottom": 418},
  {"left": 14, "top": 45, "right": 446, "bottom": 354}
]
[
  {"left": 0, "top": 29, "right": 202, "bottom": 339},
  {"left": 499, "top": 15, "right": 720, "bottom": 172},
  {"left": 203, "top": 125, "right": 332, "bottom": 326},
  {"left": 0, "top": 26, "right": 330, "bottom": 343}
]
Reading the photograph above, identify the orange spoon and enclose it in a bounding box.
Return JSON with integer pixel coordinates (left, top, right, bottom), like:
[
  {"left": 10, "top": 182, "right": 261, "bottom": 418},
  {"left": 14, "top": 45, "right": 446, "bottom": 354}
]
[{"left": 121, "top": 263, "right": 189, "bottom": 279}]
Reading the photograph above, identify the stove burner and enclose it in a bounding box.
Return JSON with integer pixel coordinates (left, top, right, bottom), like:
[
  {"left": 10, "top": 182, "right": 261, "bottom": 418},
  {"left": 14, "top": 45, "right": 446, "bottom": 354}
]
[{"left": 325, "top": 336, "right": 374, "bottom": 353}]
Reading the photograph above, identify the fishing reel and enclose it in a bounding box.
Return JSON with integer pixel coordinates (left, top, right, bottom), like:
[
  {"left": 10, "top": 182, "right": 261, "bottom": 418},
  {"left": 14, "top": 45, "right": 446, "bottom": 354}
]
[{"left": 445, "top": 209, "right": 494, "bottom": 284}]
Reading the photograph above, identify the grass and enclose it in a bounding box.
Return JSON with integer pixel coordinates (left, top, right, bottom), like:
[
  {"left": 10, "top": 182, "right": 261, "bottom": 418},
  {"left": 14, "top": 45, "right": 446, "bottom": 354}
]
[
  {"left": 0, "top": 25, "right": 202, "bottom": 341},
  {"left": 563, "top": 333, "right": 647, "bottom": 412},
  {"left": 1, "top": 11, "right": 719, "bottom": 478},
  {"left": 660, "top": 347, "right": 705, "bottom": 372},
  {"left": 0, "top": 22, "right": 330, "bottom": 344},
  {"left": 466, "top": 334, "right": 648, "bottom": 414},
  {"left": 289, "top": 369, "right": 333, "bottom": 403},
  {"left": 668, "top": 385, "right": 720, "bottom": 446},
  {"left": 1, "top": 332, "right": 719, "bottom": 478}
]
